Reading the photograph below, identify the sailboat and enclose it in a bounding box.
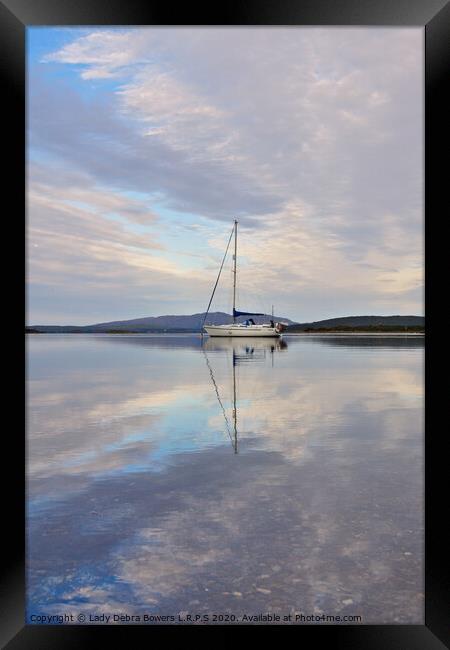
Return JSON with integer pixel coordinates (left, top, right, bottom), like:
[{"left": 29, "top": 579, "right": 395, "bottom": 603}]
[{"left": 202, "top": 220, "right": 287, "bottom": 337}]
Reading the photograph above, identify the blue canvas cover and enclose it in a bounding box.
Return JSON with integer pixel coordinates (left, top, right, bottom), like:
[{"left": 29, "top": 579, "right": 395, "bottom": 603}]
[{"left": 233, "top": 309, "right": 265, "bottom": 318}]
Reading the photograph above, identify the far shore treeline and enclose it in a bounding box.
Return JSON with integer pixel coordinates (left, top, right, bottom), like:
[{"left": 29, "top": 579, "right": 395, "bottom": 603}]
[{"left": 26, "top": 314, "right": 424, "bottom": 334}]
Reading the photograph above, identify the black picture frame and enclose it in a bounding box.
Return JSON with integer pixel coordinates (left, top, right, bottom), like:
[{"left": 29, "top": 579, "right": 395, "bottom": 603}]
[{"left": 4, "top": 0, "right": 449, "bottom": 646}]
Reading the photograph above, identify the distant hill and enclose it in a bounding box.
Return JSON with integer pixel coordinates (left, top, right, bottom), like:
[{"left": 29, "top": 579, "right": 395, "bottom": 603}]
[
  {"left": 287, "top": 315, "right": 424, "bottom": 332},
  {"left": 27, "top": 312, "right": 295, "bottom": 333},
  {"left": 26, "top": 313, "right": 425, "bottom": 334}
]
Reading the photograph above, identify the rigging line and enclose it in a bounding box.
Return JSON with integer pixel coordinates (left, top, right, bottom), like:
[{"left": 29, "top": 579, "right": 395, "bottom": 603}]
[
  {"left": 201, "top": 224, "right": 235, "bottom": 333},
  {"left": 202, "top": 348, "right": 235, "bottom": 450}
]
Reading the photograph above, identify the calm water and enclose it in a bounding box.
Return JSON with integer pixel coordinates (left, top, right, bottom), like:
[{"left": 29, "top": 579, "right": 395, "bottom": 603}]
[{"left": 26, "top": 334, "right": 424, "bottom": 624}]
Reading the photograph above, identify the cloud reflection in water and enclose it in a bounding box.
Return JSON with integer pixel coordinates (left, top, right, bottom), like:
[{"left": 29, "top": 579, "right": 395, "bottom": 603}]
[{"left": 27, "top": 334, "right": 423, "bottom": 623}]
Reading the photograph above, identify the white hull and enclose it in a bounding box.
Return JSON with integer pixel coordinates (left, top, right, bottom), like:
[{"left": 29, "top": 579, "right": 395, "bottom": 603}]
[{"left": 204, "top": 324, "right": 280, "bottom": 337}]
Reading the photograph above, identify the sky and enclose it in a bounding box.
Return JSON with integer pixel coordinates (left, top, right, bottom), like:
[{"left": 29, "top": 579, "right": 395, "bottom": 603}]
[{"left": 27, "top": 27, "right": 424, "bottom": 325}]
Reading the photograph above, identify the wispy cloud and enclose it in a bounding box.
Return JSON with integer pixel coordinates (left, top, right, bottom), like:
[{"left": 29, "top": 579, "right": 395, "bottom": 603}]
[{"left": 28, "top": 27, "right": 423, "bottom": 323}]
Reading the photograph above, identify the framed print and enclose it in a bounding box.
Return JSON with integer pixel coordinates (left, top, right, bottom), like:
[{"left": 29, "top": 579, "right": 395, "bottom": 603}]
[{"left": 2, "top": 0, "right": 449, "bottom": 647}]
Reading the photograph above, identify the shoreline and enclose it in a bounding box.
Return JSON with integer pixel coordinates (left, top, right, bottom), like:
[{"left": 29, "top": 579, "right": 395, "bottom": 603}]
[
  {"left": 283, "top": 332, "right": 424, "bottom": 337},
  {"left": 26, "top": 331, "right": 425, "bottom": 337}
]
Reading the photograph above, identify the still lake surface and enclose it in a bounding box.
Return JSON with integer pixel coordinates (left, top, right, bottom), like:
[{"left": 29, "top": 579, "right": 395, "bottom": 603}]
[{"left": 27, "top": 334, "right": 424, "bottom": 624}]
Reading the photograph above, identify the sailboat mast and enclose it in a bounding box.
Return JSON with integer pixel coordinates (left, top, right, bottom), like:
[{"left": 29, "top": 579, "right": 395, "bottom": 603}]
[{"left": 233, "top": 220, "right": 238, "bottom": 324}]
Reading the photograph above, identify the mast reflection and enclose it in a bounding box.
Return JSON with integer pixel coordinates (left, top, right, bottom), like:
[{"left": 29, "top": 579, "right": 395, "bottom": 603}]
[{"left": 202, "top": 337, "right": 287, "bottom": 454}]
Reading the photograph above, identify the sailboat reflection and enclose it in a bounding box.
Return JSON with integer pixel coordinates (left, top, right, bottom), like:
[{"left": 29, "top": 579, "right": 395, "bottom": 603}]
[{"left": 202, "top": 338, "right": 288, "bottom": 453}]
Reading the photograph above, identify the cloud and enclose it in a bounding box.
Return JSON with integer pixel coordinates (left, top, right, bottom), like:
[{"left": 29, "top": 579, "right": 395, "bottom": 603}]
[
  {"left": 28, "top": 27, "right": 424, "bottom": 322},
  {"left": 42, "top": 29, "right": 153, "bottom": 78}
]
